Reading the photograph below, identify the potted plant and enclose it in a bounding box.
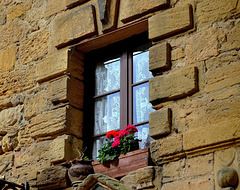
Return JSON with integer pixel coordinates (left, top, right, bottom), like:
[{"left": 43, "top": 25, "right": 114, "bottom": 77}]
[
  {"left": 68, "top": 137, "right": 94, "bottom": 187},
  {"left": 92, "top": 125, "right": 150, "bottom": 178}
]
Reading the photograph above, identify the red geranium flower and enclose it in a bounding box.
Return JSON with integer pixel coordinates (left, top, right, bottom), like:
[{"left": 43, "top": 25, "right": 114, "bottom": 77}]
[
  {"left": 106, "top": 130, "right": 118, "bottom": 139},
  {"left": 125, "top": 125, "right": 138, "bottom": 134},
  {"left": 112, "top": 139, "right": 120, "bottom": 148}
]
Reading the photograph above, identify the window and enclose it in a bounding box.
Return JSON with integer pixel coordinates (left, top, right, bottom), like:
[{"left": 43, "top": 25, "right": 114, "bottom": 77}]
[{"left": 84, "top": 33, "right": 154, "bottom": 160}]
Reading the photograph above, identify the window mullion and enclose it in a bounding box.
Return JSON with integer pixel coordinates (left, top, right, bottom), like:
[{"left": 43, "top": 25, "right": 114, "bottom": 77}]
[
  {"left": 120, "top": 51, "right": 128, "bottom": 130},
  {"left": 128, "top": 51, "right": 133, "bottom": 125}
]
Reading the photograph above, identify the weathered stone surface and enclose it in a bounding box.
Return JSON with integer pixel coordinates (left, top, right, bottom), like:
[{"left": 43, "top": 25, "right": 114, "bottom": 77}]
[
  {"left": 149, "top": 108, "right": 171, "bottom": 139},
  {"left": 7, "top": 1, "right": 31, "bottom": 21},
  {"left": 2, "top": 134, "right": 18, "bottom": 153},
  {"left": 183, "top": 119, "right": 240, "bottom": 152},
  {"left": 149, "top": 42, "right": 171, "bottom": 72},
  {"left": 149, "top": 66, "right": 198, "bottom": 105},
  {"left": 186, "top": 27, "right": 218, "bottom": 64},
  {"left": 19, "top": 106, "right": 83, "bottom": 145},
  {"left": 205, "top": 60, "right": 240, "bottom": 93},
  {"left": 0, "top": 20, "right": 27, "bottom": 50},
  {"left": 0, "top": 44, "right": 17, "bottom": 72},
  {"left": 0, "top": 105, "right": 23, "bottom": 134},
  {"left": 149, "top": 4, "right": 193, "bottom": 41},
  {"left": 36, "top": 166, "right": 68, "bottom": 189},
  {"left": 217, "top": 167, "right": 238, "bottom": 188},
  {"left": 66, "top": 0, "right": 89, "bottom": 8},
  {"left": 102, "top": 0, "right": 120, "bottom": 33},
  {"left": 48, "top": 76, "right": 84, "bottom": 109},
  {"left": 20, "top": 29, "right": 49, "bottom": 64},
  {"left": 0, "top": 9, "right": 6, "bottom": 25},
  {"left": 197, "top": 0, "right": 239, "bottom": 28},
  {"left": 0, "top": 66, "right": 35, "bottom": 95},
  {"left": 150, "top": 134, "right": 184, "bottom": 165},
  {"left": 172, "top": 47, "right": 185, "bottom": 61},
  {"left": 0, "top": 152, "right": 14, "bottom": 174},
  {"left": 162, "top": 154, "right": 213, "bottom": 183},
  {"left": 221, "top": 21, "right": 240, "bottom": 52},
  {"left": 53, "top": 5, "right": 97, "bottom": 48},
  {"left": 121, "top": 166, "right": 162, "bottom": 190},
  {"left": 24, "top": 90, "right": 48, "bottom": 119},
  {"left": 162, "top": 175, "right": 214, "bottom": 190},
  {"left": 49, "top": 135, "right": 83, "bottom": 163},
  {"left": 120, "top": 0, "right": 169, "bottom": 23},
  {"left": 45, "top": 0, "right": 66, "bottom": 17},
  {"left": 36, "top": 49, "right": 84, "bottom": 82}
]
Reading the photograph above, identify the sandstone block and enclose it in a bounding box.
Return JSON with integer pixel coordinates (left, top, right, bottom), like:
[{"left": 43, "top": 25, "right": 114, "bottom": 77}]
[
  {"left": 183, "top": 119, "right": 240, "bottom": 152},
  {"left": 66, "top": 0, "right": 89, "bottom": 8},
  {"left": 0, "top": 10, "right": 6, "bottom": 25},
  {"left": 149, "top": 108, "right": 171, "bottom": 139},
  {"left": 0, "top": 66, "right": 35, "bottom": 96},
  {"left": 36, "top": 49, "right": 84, "bottom": 82},
  {"left": 24, "top": 90, "right": 48, "bottom": 119},
  {"left": 45, "top": 0, "right": 66, "bottom": 17},
  {"left": 47, "top": 76, "right": 84, "bottom": 109},
  {"left": 149, "top": 4, "right": 193, "bottom": 41},
  {"left": 7, "top": 1, "right": 31, "bottom": 21},
  {"left": 172, "top": 47, "right": 185, "bottom": 61},
  {"left": 53, "top": 5, "right": 97, "bottom": 48},
  {"left": 163, "top": 154, "right": 213, "bottom": 183},
  {"left": 19, "top": 106, "right": 83, "bottom": 145},
  {"left": 20, "top": 29, "right": 49, "bottom": 65},
  {"left": 0, "top": 20, "right": 27, "bottom": 50},
  {"left": 221, "top": 21, "right": 240, "bottom": 52},
  {"left": 149, "top": 42, "right": 171, "bottom": 73},
  {"left": 36, "top": 166, "right": 68, "bottom": 189},
  {"left": 0, "top": 44, "right": 17, "bottom": 73},
  {"left": 150, "top": 134, "right": 183, "bottom": 165},
  {"left": 149, "top": 66, "right": 198, "bottom": 105},
  {"left": 197, "top": 0, "right": 239, "bottom": 28},
  {"left": 0, "top": 105, "right": 23, "bottom": 135},
  {"left": 186, "top": 27, "right": 218, "bottom": 64},
  {"left": 102, "top": 0, "right": 120, "bottom": 33},
  {"left": 120, "top": 0, "right": 169, "bottom": 23},
  {"left": 205, "top": 61, "right": 240, "bottom": 93},
  {"left": 162, "top": 175, "right": 214, "bottom": 190},
  {"left": 49, "top": 135, "right": 83, "bottom": 164}
]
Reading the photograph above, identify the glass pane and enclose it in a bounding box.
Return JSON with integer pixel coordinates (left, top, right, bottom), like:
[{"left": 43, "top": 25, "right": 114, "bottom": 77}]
[
  {"left": 94, "top": 92, "right": 120, "bottom": 135},
  {"left": 133, "top": 82, "right": 154, "bottom": 124},
  {"left": 93, "top": 136, "right": 106, "bottom": 161},
  {"left": 95, "top": 58, "right": 120, "bottom": 95},
  {"left": 133, "top": 50, "right": 153, "bottom": 84},
  {"left": 135, "top": 123, "right": 154, "bottom": 149}
]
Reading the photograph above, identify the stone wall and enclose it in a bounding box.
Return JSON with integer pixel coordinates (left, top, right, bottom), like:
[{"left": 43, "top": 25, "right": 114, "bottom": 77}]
[{"left": 0, "top": 0, "right": 239, "bottom": 189}]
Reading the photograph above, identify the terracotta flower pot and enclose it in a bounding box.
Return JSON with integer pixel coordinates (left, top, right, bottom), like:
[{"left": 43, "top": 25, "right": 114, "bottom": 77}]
[
  {"left": 92, "top": 147, "right": 150, "bottom": 178},
  {"left": 68, "top": 159, "right": 94, "bottom": 186}
]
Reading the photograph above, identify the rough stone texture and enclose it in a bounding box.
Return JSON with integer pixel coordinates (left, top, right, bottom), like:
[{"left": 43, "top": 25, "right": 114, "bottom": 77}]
[
  {"left": 161, "top": 175, "right": 215, "bottom": 190},
  {"left": 187, "top": 27, "right": 218, "bottom": 64},
  {"left": 0, "top": 10, "right": 6, "bottom": 25},
  {"left": 149, "top": 42, "right": 171, "bottom": 72},
  {"left": 183, "top": 119, "right": 240, "bottom": 153},
  {"left": 19, "top": 29, "right": 49, "bottom": 65},
  {"left": 0, "top": 44, "right": 17, "bottom": 72},
  {"left": 197, "top": 0, "right": 240, "bottom": 28},
  {"left": 49, "top": 135, "right": 83, "bottom": 164},
  {"left": 18, "top": 106, "right": 83, "bottom": 146},
  {"left": 162, "top": 154, "right": 214, "bottom": 183},
  {"left": 149, "top": 4, "right": 193, "bottom": 41},
  {"left": 120, "top": 0, "right": 169, "bottom": 23},
  {"left": 120, "top": 166, "right": 162, "bottom": 190},
  {"left": 221, "top": 21, "right": 240, "bottom": 52},
  {"left": 7, "top": 1, "right": 31, "bottom": 21},
  {"left": 53, "top": 5, "right": 97, "bottom": 48},
  {"left": 45, "top": 0, "right": 66, "bottom": 17},
  {"left": 149, "top": 66, "right": 198, "bottom": 105},
  {"left": 149, "top": 108, "right": 171, "bottom": 139},
  {"left": 36, "top": 49, "right": 84, "bottom": 82},
  {"left": 102, "top": 0, "right": 120, "bottom": 33},
  {"left": 172, "top": 47, "right": 185, "bottom": 61},
  {"left": 0, "top": 66, "right": 35, "bottom": 96},
  {"left": 66, "top": 0, "right": 89, "bottom": 8},
  {"left": 0, "top": 20, "right": 27, "bottom": 50},
  {"left": 150, "top": 134, "right": 184, "bottom": 165}
]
